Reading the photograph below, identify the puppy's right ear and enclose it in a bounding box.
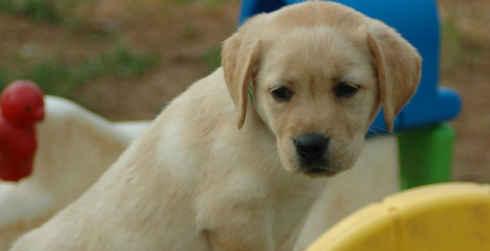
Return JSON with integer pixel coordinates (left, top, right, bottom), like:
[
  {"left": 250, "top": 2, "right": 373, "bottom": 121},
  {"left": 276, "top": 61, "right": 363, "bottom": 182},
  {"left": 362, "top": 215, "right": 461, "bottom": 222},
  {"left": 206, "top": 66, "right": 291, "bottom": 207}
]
[{"left": 222, "top": 26, "right": 261, "bottom": 129}]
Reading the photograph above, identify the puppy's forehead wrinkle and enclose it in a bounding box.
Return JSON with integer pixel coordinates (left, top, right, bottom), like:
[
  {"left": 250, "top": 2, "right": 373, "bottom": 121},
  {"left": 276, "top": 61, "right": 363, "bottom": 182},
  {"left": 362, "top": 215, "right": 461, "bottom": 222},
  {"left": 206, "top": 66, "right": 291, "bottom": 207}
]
[{"left": 262, "top": 27, "right": 372, "bottom": 88}]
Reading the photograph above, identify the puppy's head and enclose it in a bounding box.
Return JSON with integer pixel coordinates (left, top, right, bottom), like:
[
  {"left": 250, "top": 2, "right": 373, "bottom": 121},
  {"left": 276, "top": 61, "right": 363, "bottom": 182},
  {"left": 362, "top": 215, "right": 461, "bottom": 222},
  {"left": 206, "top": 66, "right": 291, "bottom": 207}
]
[{"left": 222, "top": 1, "right": 421, "bottom": 176}]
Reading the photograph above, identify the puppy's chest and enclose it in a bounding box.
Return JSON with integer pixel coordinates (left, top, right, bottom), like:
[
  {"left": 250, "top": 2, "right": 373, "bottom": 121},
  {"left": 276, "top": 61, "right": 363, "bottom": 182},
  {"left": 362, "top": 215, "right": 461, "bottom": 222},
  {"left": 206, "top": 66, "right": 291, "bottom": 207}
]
[{"left": 195, "top": 171, "right": 324, "bottom": 250}]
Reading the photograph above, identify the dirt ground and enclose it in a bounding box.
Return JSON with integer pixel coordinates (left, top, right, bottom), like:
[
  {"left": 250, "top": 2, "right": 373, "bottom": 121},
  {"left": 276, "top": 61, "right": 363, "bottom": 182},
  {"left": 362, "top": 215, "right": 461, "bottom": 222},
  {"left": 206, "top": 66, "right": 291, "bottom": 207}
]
[
  {"left": 439, "top": 0, "right": 490, "bottom": 182},
  {"left": 0, "top": 0, "right": 488, "bottom": 182}
]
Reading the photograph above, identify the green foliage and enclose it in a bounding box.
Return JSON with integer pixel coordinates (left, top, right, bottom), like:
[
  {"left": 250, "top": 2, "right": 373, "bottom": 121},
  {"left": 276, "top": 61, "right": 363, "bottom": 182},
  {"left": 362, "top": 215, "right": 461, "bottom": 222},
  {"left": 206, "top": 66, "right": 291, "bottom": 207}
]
[
  {"left": 0, "top": 46, "right": 158, "bottom": 95},
  {"left": 202, "top": 45, "right": 221, "bottom": 72},
  {"left": 0, "top": 0, "right": 61, "bottom": 23},
  {"left": 104, "top": 46, "right": 158, "bottom": 77},
  {"left": 173, "top": 0, "right": 228, "bottom": 7},
  {"left": 25, "top": 61, "right": 72, "bottom": 94},
  {"left": 182, "top": 23, "right": 199, "bottom": 40},
  {"left": 0, "top": 0, "right": 113, "bottom": 35},
  {"left": 0, "top": 68, "right": 9, "bottom": 90}
]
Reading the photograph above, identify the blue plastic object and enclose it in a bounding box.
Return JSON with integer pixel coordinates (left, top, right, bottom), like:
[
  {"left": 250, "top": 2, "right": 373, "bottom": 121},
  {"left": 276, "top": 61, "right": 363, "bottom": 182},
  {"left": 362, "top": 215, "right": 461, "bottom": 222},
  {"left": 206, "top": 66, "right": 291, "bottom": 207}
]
[{"left": 239, "top": 0, "right": 461, "bottom": 134}]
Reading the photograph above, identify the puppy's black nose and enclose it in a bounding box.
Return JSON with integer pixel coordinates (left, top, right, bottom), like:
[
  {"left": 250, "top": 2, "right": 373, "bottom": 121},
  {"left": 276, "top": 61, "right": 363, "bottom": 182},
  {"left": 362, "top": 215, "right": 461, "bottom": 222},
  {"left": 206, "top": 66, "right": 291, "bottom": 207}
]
[{"left": 293, "top": 133, "right": 329, "bottom": 165}]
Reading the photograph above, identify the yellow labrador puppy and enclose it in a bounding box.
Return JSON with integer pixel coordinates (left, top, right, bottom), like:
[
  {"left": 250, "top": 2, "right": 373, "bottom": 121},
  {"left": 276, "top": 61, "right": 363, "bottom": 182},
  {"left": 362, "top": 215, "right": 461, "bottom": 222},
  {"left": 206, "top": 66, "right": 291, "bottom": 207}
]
[{"left": 10, "top": 1, "right": 420, "bottom": 251}]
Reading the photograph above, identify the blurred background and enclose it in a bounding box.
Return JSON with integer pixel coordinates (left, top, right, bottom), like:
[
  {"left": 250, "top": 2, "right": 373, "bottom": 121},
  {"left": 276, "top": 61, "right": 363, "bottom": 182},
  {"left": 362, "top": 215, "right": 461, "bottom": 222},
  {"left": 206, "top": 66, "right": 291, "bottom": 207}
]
[{"left": 0, "top": 0, "right": 488, "bottom": 182}]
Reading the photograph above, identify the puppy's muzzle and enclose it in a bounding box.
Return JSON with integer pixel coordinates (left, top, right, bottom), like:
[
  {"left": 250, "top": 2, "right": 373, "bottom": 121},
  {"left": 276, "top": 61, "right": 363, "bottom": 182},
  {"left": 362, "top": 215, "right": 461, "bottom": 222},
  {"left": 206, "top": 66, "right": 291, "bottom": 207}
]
[{"left": 293, "top": 133, "right": 332, "bottom": 174}]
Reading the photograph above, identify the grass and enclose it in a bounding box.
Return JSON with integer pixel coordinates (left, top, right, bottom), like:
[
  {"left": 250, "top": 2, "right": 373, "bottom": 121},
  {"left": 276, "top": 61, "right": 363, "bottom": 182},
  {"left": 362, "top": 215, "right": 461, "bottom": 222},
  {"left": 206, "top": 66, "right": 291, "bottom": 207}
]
[
  {"left": 0, "top": 0, "right": 61, "bottom": 23},
  {"left": 0, "top": 69, "right": 10, "bottom": 90},
  {"left": 173, "top": 0, "right": 229, "bottom": 8},
  {"left": 0, "top": 0, "right": 109, "bottom": 35},
  {"left": 0, "top": 1, "right": 159, "bottom": 96},
  {"left": 0, "top": 0, "right": 226, "bottom": 95},
  {"left": 0, "top": 45, "right": 158, "bottom": 95},
  {"left": 202, "top": 45, "right": 221, "bottom": 72}
]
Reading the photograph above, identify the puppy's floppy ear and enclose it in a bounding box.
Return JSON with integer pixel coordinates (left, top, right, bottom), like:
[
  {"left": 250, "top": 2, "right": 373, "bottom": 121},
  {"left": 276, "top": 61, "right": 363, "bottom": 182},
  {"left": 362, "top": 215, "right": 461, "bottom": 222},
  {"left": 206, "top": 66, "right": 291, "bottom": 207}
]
[
  {"left": 222, "top": 28, "right": 261, "bottom": 129},
  {"left": 367, "top": 20, "right": 422, "bottom": 132}
]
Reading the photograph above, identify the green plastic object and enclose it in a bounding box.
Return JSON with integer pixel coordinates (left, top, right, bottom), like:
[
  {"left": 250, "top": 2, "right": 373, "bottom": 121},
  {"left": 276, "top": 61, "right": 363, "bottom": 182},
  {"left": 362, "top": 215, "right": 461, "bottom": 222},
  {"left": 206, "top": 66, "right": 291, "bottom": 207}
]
[{"left": 398, "top": 123, "right": 455, "bottom": 190}]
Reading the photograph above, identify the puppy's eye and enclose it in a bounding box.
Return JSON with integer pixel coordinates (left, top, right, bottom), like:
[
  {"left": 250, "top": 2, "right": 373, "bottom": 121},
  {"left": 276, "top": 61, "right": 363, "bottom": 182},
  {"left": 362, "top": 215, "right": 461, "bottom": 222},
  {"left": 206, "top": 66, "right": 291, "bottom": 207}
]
[
  {"left": 334, "top": 82, "right": 359, "bottom": 98},
  {"left": 271, "top": 86, "right": 294, "bottom": 102}
]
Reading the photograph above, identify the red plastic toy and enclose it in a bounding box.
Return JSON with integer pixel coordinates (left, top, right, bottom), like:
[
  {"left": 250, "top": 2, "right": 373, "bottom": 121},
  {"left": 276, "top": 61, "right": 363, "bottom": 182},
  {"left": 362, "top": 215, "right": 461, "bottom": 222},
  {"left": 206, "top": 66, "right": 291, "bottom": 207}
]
[{"left": 0, "top": 80, "right": 44, "bottom": 181}]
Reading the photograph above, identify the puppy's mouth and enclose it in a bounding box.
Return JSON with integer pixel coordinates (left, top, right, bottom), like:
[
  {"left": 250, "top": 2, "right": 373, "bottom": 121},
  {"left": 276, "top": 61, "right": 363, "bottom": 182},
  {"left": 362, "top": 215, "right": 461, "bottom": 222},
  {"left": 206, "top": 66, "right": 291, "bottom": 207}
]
[{"left": 297, "top": 161, "right": 339, "bottom": 177}]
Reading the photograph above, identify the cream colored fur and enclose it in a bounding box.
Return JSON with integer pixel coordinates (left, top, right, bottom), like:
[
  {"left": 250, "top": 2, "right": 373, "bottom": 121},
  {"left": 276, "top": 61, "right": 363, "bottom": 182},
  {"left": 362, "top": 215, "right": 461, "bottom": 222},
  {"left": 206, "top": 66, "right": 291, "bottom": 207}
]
[{"left": 10, "top": 2, "right": 420, "bottom": 251}]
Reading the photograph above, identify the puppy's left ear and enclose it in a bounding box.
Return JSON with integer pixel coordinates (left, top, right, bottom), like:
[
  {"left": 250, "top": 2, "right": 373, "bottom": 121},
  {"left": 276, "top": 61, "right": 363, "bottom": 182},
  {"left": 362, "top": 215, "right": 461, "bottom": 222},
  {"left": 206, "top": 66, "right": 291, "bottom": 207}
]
[
  {"left": 222, "top": 29, "right": 261, "bottom": 129},
  {"left": 367, "top": 20, "right": 422, "bottom": 132}
]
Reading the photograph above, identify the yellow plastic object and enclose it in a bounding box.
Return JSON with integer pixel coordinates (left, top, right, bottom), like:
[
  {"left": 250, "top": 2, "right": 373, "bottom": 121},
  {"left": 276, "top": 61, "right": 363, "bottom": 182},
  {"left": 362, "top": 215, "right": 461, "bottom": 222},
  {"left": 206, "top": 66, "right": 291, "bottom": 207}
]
[{"left": 306, "top": 182, "right": 490, "bottom": 251}]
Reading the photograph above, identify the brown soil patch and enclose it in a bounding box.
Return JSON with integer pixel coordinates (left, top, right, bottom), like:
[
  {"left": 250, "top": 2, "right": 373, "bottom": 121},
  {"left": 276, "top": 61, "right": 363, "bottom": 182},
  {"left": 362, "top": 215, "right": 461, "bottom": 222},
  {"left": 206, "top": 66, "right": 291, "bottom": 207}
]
[{"left": 439, "top": 0, "right": 490, "bottom": 182}]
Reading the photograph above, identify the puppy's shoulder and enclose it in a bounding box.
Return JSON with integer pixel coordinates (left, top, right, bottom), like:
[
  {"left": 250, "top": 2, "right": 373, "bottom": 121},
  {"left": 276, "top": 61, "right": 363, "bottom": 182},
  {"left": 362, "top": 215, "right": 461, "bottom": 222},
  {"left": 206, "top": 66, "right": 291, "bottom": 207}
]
[
  {"left": 169, "top": 67, "right": 229, "bottom": 109},
  {"left": 154, "top": 67, "right": 235, "bottom": 141}
]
